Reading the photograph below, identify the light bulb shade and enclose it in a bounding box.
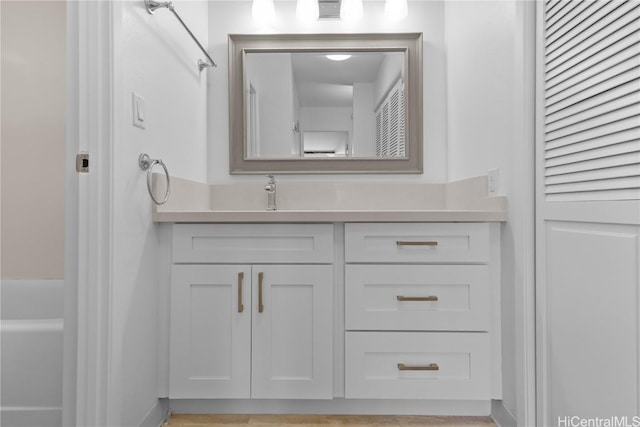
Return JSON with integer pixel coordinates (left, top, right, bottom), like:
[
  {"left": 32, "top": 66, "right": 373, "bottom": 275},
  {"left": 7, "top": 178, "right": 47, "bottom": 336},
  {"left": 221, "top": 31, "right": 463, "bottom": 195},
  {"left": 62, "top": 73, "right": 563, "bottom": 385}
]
[
  {"left": 340, "top": 0, "right": 363, "bottom": 23},
  {"left": 252, "top": 0, "right": 275, "bottom": 24},
  {"left": 384, "top": 0, "right": 408, "bottom": 21},
  {"left": 296, "top": 0, "right": 319, "bottom": 22}
]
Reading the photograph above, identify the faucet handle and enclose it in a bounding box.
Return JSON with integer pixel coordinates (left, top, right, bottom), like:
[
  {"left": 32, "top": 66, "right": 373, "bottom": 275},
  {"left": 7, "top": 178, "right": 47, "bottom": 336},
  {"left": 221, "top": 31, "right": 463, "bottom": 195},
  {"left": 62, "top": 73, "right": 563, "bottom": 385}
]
[{"left": 266, "top": 174, "right": 276, "bottom": 184}]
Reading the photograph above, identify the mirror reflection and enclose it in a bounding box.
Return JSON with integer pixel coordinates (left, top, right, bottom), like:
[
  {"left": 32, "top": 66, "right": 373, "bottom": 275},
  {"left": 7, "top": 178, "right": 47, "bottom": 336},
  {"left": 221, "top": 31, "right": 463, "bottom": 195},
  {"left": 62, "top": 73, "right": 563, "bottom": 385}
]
[{"left": 245, "top": 51, "right": 405, "bottom": 159}]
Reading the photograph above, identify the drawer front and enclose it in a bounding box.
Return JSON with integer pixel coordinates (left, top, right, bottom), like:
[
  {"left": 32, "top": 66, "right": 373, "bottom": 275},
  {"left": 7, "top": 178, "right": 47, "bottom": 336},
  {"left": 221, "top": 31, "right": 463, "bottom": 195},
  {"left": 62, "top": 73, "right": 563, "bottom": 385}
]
[
  {"left": 173, "top": 224, "right": 333, "bottom": 263},
  {"left": 345, "top": 223, "right": 490, "bottom": 263},
  {"left": 345, "top": 332, "right": 490, "bottom": 400},
  {"left": 345, "top": 265, "right": 490, "bottom": 331}
]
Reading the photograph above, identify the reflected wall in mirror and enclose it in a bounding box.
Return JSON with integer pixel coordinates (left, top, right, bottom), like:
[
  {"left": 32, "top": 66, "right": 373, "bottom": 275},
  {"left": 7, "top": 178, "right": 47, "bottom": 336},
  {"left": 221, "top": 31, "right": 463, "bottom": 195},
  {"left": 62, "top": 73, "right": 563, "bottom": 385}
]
[{"left": 229, "top": 33, "right": 423, "bottom": 174}]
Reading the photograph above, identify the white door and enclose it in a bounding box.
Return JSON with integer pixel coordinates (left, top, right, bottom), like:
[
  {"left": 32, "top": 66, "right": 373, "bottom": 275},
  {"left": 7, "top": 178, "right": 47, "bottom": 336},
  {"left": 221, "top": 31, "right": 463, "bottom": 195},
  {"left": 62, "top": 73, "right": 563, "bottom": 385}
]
[
  {"left": 536, "top": 1, "right": 640, "bottom": 424},
  {"left": 251, "top": 265, "right": 333, "bottom": 399},
  {"left": 65, "top": 1, "right": 116, "bottom": 424},
  {"left": 170, "top": 265, "right": 251, "bottom": 398}
]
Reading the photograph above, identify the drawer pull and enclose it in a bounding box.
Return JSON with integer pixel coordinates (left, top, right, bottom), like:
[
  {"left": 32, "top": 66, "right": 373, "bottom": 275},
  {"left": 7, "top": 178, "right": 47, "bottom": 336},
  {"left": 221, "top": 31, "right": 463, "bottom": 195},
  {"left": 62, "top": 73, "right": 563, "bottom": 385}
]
[
  {"left": 237, "top": 272, "right": 244, "bottom": 313},
  {"left": 396, "top": 241, "right": 438, "bottom": 247},
  {"left": 258, "top": 272, "right": 264, "bottom": 313},
  {"left": 397, "top": 295, "right": 439, "bottom": 302},
  {"left": 397, "top": 363, "right": 439, "bottom": 371}
]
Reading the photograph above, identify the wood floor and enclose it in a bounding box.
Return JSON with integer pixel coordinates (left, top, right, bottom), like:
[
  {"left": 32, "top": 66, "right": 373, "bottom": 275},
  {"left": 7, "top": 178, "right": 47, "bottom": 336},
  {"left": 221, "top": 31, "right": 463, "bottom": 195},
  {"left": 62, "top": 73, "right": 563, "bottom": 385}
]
[{"left": 166, "top": 414, "right": 496, "bottom": 427}]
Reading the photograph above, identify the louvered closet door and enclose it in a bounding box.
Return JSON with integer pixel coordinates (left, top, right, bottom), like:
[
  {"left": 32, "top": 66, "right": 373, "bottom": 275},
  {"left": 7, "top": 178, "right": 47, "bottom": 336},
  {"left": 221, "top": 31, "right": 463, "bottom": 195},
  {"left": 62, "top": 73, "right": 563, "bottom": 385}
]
[
  {"left": 543, "top": 0, "right": 640, "bottom": 199},
  {"left": 375, "top": 79, "right": 406, "bottom": 158},
  {"left": 536, "top": 1, "right": 640, "bottom": 425}
]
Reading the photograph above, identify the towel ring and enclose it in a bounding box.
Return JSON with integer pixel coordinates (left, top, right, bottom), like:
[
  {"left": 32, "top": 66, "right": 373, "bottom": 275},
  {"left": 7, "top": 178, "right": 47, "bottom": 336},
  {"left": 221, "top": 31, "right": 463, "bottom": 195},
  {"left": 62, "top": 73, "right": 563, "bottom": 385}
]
[{"left": 138, "top": 153, "right": 170, "bottom": 205}]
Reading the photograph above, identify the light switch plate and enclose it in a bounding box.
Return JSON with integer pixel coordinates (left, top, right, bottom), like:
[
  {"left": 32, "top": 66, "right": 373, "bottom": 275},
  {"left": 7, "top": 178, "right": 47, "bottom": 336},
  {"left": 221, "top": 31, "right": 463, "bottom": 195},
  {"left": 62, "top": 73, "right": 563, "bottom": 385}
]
[{"left": 132, "top": 92, "right": 145, "bottom": 129}]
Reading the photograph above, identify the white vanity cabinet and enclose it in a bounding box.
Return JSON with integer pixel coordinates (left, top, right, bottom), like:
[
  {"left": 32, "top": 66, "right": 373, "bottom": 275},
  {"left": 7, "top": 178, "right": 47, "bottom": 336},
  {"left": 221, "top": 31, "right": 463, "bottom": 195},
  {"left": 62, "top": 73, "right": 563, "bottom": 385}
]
[
  {"left": 169, "top": 224, "right": 334, "bottom": 399},
  {"left": 344, "top": 223, "right": 496, "bottom": 400}
]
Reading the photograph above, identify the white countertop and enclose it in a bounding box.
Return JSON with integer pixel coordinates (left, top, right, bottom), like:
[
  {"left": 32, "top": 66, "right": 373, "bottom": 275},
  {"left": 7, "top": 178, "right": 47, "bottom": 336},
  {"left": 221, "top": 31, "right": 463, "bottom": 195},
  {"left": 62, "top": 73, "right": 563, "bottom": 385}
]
[
  {"left": 152, "top": 176, "right": 507, "bottom": 223},
  {"left": 153, "top": 208, "right": 506, "bottom": 223}
]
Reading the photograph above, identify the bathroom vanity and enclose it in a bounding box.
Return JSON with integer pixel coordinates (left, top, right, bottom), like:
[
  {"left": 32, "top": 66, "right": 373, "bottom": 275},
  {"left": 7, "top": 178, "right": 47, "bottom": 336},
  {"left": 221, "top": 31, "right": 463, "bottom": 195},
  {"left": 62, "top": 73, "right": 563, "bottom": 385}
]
[{"left": 156, "top": 176, "right": 505, "bottom": 415}]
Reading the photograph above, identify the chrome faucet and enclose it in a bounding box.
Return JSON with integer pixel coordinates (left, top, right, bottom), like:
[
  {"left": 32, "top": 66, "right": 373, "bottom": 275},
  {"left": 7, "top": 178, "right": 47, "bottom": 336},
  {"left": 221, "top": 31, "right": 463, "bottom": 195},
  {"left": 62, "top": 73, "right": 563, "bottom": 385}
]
[{"left": 264, "top": 174, "right": 277, "bottom": 211}]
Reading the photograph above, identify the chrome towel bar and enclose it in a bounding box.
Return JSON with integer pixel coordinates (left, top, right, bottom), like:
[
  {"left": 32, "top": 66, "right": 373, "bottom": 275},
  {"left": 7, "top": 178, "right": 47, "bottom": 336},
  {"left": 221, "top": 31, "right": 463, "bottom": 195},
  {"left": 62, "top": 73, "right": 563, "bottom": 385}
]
[
  {"left": 138, "top": 153, "right": 170, "bottom": 205},
  {"left": 144, "top": 0, "right": 217, "bottom": 71}
]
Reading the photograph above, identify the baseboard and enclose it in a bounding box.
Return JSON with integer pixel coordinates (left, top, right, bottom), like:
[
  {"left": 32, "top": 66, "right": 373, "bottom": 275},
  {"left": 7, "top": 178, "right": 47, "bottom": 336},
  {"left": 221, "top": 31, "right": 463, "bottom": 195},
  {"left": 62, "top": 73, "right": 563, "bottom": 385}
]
[
  {"left": 139, "top": 399, "right": 170, "bottom": 427},
  {"left": 491, "top": 400, "right": 517, "bottom": 427},
  {"left": 169, "top": 399, "right": 491, "bottom": 416}
]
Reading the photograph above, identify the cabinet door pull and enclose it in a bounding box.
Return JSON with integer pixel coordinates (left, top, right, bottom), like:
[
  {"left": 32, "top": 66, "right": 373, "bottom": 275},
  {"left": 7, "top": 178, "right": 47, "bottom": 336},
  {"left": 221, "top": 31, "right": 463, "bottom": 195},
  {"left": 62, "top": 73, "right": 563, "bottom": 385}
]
[
  {"left": 237, "top": 272, "right": 244, "bottom": 313},
  {"left": 396, "top": 241, "right": 438, "bottom": 246},
  {"left": 397, "top": 363, "right": 439, "bottom": 371},
  {"left": 258, "top": 272, "right": 264, "bottom": 313},
  {"left": 396, "top": 295, "right": 439, "bottom": 302}
]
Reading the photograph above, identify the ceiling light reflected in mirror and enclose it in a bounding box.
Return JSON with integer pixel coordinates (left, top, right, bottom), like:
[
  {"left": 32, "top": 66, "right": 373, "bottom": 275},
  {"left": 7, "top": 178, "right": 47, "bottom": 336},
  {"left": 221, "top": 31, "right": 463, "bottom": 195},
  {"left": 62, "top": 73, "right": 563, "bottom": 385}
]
[{"left": 326, "top": 54, "right": 352, "bottom": 61}]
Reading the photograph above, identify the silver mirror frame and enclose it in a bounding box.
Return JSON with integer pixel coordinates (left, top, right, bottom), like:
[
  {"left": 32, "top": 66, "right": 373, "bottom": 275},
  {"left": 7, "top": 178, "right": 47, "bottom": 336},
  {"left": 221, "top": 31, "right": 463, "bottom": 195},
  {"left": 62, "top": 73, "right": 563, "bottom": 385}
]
[{"left": 228, "top": 33, "right": 423, "bottom": 174}]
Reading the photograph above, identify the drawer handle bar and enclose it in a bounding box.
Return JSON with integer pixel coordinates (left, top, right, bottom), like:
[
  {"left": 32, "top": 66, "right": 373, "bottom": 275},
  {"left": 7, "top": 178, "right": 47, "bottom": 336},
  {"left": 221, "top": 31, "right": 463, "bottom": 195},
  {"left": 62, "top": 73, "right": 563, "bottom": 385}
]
[
  {"left": 396, "top": 241, "right": 438, "bottom": 246},
  {"left": 397, "top": 295, "right": 439, "bottom": 302},
  {"left": 258, "top": 272, "right": 264, "bottom": 313},
  {"left": 237, "top": 272, "right": 244, "bottom": 313},
  {"left": 398, "top": 363, "right": 439, "bottom": 371}
]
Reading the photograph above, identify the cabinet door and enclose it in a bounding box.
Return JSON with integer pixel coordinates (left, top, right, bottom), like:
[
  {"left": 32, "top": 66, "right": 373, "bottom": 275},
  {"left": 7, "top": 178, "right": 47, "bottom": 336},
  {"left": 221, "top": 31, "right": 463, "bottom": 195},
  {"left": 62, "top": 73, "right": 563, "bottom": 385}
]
[
  {"left": 251, "top": 265, "right": 333, "bottom": 399},
  {"left": 170, "top": 265, "right": 251, "bottom": 398}
]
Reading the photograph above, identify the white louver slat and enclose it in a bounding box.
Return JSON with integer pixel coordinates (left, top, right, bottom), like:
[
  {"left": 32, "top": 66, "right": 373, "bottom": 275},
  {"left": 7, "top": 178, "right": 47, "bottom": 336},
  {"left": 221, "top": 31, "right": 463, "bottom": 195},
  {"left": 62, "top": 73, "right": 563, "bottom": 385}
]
[
  {"left": 398, "top": 87, "right": 406, "bottom": 157},
  {"left": 546, "top": 140, "right": 640, "bottom": 166},
  {"left": 545, "top": 1, "right": 636, "bottom": 64},
  {"left": 546, "top": 150, "right": 640, "bottom": 175},
  {"left": 545, "top": 0, "right": 594, "bottom": 38},
  {"left": 388, "top": 90, "right": 400, "bottom": 157},
  {"left": 382, "top": 103, "right": 389, "bottom": 157},
  {"left": 375, "top": 111, "right": 382, "bottom": 157},
  {"left": 545, "top": 3, "right": 639, "bottom": 80},
  {"left": 543, "top": 0, "right": 640, "bottom": 202}
]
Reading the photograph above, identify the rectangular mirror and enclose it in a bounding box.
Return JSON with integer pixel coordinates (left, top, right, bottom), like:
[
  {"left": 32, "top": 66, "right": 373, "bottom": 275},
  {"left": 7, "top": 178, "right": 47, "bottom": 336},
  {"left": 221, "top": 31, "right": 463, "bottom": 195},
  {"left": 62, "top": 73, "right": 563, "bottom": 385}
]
[{"left": 229, "top": 33, "right": 423, "bottom": 174}]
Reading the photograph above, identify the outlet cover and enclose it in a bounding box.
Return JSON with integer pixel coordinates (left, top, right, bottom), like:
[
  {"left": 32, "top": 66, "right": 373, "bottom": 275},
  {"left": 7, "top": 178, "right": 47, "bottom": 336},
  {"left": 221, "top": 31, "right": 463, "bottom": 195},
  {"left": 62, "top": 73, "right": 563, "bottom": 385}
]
[{"left": 488, "top": 168, "right": 500, "bottom": 196}]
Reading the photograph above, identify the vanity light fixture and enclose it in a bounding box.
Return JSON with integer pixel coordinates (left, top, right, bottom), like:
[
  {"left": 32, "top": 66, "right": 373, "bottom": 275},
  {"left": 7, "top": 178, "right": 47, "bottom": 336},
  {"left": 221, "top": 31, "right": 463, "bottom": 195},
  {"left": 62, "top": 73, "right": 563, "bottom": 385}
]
[
  {"left": 384, "top": 0, "right": 408, "bottom": 21},
  {"left": 253, "top": 0, "right": 408, "bottom": 24},
  {"left": 326, "top": 54, "right": 352, "bottom": 61},
  {"left": 297, "top": 0, "right": 320, "bottom": 22},
  {"left": 340, "top": 0, "right": 364, "bottom": 22},
  {"left": 252, "top": 0, "right": 276, "bottom": 24}
]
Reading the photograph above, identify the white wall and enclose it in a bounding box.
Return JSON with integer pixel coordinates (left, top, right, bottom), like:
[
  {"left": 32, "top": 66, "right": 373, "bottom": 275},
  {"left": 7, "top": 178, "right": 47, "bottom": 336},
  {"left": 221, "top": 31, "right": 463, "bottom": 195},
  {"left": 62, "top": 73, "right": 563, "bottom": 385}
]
[
  {"left": 352, "top": 83, "right": 375, "bottom": 157},
  {"left": 373, "top": 52, "right": 404, "bottom": 109},
  {"left": 1, "top": 0, "right": 66, "bottom": 280},
  {"left": 207, "top": 0, "right": 448, "bottom": 183},
  {"left": 246, "top": 53, "right": 298, "bottom": 157},
  {"left": 445, "top": 1, "right": 532, "bottom": 424},
  {"left": 108, "top": 0, "right": 209, "bottom": 425},
  {"left": 445, "top": 1, "right": 514, "bottom": 183},
  {"left": 300, "top": 107, "right": 353, "bottom": 133}
]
